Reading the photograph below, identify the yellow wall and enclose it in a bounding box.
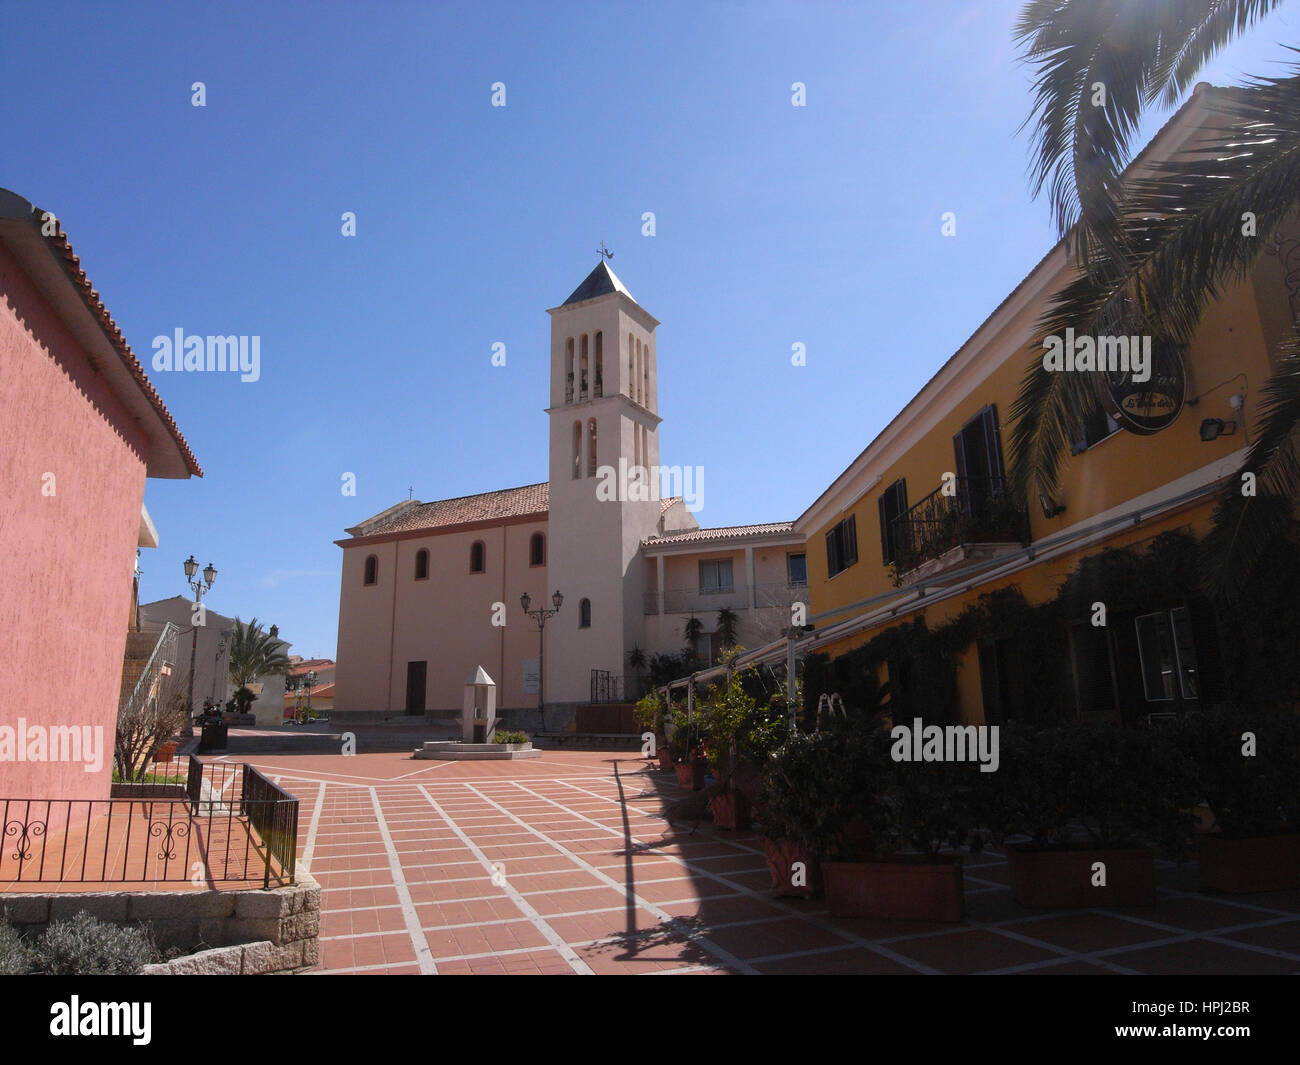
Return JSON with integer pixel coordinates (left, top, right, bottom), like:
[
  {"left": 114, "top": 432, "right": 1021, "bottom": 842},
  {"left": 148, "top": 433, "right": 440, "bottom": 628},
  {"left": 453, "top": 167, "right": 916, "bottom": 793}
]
[{"left": 803, "top": 259, "right": 1287, "bottom": 725}]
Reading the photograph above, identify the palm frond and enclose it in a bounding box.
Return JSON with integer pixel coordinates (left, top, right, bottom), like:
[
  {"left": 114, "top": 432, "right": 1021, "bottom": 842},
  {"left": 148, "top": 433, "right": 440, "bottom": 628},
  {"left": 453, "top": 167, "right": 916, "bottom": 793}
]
[
  {"left": 1203, "top": 338, "right": 1300, "bottom": 594},
  {"left": 1010, "top": 70, "right": 1300, "bottom": 500},
  {"left": 1015, "top": 0, "right": 1280, "bottom": 264}
]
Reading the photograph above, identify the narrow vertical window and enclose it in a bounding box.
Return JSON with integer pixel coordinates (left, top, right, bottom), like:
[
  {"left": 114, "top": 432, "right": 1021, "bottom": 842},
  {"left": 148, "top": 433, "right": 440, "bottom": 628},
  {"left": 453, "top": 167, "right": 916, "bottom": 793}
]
[
  {"left": 594, "top": 331, "right": 603, "bottom": 397},
  {"left": 572, "top": 421, "right": 582, "bottom": 479},
  {"left": 579, "top": 598, "right": 592, "bottom": 628},
  {"left": 530, "top": 532, "right": 545, "bottom": 566},
  {"left": 580, "top": 334, "right": 589, "bottom": 399},
  {"left": 587, "top": 418, "right": 597, "bottom": 478},
  {"left": 628, "top": 332, "right": 634, "bottom": 398},
  {"left": 470, "top": 541, "right": 485, "bottom": 574},
  {"left": 635, "top": 339, "right": 642, "bottom": 403},
  {"left": 414, "top": 549, "right": 429, "bottom": 580},
  {"left": 364, "top": 555, "right": 378, "bottom": 586},
  {"left": 565, "top": 338, "right": 575, "bottom": 404}
]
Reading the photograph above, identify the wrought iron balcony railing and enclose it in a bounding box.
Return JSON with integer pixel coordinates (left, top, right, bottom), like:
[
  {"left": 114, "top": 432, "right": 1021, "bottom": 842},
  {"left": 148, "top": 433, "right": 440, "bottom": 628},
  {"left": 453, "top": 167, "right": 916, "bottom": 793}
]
[{"left": 888, "top": 475, "right": 1029, "bottom": 576}]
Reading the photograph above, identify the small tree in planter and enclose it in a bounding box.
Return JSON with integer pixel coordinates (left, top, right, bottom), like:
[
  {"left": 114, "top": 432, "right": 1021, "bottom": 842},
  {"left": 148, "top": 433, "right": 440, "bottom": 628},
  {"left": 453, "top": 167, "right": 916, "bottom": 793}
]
[
  {"left": 667, "top": 706, "right": 705, "bottom": 789},
  {"left": 635, "top": 690, "right": 672, "bottom": 770},
  {"left": 758, "top": 730, "right": 862, "bottom": 897},
  {"left": 1171, "top": 707, "right": 1300, "bottom": 892},
  {"left": 698, "top": 666, "right": 790, "bottom": 830}
]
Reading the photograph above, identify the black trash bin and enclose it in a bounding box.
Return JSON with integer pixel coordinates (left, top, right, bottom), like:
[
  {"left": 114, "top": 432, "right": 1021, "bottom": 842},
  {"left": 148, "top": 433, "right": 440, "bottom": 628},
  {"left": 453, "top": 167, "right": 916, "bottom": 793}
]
[{"left": 199, "top": 720, "right": 228, "bottom": 753}]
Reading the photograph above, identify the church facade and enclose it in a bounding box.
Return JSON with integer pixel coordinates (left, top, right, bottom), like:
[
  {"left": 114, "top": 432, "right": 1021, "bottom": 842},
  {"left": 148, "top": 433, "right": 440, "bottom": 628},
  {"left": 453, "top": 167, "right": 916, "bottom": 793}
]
[{"left": 333, "top": 262, "right": 805, "bottom": 725}]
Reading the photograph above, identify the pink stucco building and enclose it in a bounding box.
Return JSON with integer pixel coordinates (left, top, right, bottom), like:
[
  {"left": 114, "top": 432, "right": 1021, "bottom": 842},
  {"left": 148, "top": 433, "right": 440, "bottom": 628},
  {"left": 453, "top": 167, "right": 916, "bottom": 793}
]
[{"left": 0, "top": 188, "right": 200, "bottom": 802}]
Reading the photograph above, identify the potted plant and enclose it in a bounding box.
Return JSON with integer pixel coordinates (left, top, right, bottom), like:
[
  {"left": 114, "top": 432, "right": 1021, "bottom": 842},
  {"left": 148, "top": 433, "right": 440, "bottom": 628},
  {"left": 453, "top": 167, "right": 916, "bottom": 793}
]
[
  {"left": 978, "top": 723, "right": 1194, "bottom": 908},
  {"left": 822, "top": 727, "right": 974, "bottom": 922},
  {"left": 758, "top": 730, "right": 846, "bottom": 897},
  {"left": 667, "top": 707, "right": 703, "bottom": 789},
  {"left": 1172, "top": 708, "right": 1300, "bottom": 893},
  {"left": 634, "top": 690, "right": 673, "bottom": 771}
]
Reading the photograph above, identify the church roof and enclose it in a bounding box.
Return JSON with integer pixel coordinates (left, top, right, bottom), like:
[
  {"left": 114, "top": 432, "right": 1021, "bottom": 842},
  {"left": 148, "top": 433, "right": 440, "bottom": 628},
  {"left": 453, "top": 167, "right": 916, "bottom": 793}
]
[
  {"left": 561, "top": 261, "right": 636, "bottom": 307},
  {"left": 351, "top": 482, "right": 549, "bottom": 537},
  {"left": 345, "top": 485, "right": 682, "bottom": 541}
]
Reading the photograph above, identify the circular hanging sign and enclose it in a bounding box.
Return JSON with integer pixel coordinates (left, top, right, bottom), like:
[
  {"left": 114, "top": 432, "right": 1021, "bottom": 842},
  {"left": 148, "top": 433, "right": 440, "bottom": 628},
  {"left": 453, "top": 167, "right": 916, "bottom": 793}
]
[{"left": 1098, "top": 337, "right": 1187, "bottom": 435}]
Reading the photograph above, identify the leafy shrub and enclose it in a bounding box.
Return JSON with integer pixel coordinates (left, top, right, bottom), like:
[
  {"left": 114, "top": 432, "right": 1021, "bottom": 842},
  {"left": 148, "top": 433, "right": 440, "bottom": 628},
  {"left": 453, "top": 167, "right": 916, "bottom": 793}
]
[
  {"left": 10, "top": 912, "right": 158, "bottom": 975},
  {"left": 0, "top": 918, "right": 30, "bottom": 974},
  {"left": 634, "top": 691, "right": 665, "bottom": 735},
  {"left": 975, "top": 723, "right": 1197, "bottom": 853},
  {"left": 494, "top": 729, "right": 528, "bottom": 745},
  {"left": 30, "top": 913, "right": 157, "bottom": 975},
  {"left": 1170, "top": 708, "right": 1300, "bottom": 838}
]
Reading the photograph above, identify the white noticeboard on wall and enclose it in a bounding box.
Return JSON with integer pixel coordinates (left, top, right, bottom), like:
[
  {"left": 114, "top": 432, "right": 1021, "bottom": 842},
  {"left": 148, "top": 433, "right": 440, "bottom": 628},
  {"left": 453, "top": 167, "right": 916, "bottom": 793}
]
[{"left": 522, "top": 658, "right": 540, "bottom": 695}]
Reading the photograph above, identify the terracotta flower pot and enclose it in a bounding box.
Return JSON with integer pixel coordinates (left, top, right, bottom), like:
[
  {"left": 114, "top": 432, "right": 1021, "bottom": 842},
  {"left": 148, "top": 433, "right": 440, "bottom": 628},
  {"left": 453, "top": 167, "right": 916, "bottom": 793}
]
[
  {"left": 691, "top": 758, "right": 708, "bottom": 791},
  {"left": 674, "top": 762, "right": 694, "bottom": 788},
  {"left": 154, "top": 743, "right": 176, "bottom": 764},
  {"left": 709, "top": 790, "right": 752, "bottom": 831},
  {"left": 762, "top": 837, "right": 822, "bottom": 898},
  {"left": 657, "top": 744, "right": 674, "bottom": 772},
  {"left": 1006, "top": 843, "right": 1155, "bottom": 908},
  {"left": 823, "top": 855, "right": 964, "bottom": 922},
  {"left": 1199, "top": 833, "right": 1300, "bottom": 894}
]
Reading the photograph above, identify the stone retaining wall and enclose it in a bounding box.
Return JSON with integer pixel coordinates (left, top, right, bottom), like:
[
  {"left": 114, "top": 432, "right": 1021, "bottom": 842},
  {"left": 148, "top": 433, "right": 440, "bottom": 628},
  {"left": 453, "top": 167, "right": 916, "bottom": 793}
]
[{"left": 0, "top": 871, "right": 320, "bottom": 975}]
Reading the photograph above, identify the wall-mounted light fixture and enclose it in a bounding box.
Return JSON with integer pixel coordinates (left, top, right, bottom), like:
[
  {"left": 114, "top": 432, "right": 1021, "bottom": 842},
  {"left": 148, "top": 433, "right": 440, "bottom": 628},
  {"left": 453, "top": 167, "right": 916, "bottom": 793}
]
[{"left": 1199, "top": 418, "right": 1238, "bottom": 442}]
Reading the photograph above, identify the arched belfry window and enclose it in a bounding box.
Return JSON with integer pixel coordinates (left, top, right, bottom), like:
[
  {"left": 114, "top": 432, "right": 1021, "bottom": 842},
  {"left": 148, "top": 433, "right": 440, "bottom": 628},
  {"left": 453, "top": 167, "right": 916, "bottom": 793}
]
[
  {"left": 364, "top": 555, "right": 378, "bottom": 586},
  {"left": 565, "top": 338, "right": 575, "bottom": 404},
  {"left": 635, "top": 338, "right": 643, "bottom": 404},
  {"left": 529, "top": 532, "right": 545, "bottom": 567},
  {"left": 628, "top": 332, "right": 634, "bottom": 398},
  {"left": 594, "top": 331, "right": 603, "bottom": 397},
  {"left": 572, "top": 421, "right": 583, "bottom": 479},
  {"left": 579, "top": 598, "right": 592, "bottom": 628},
  {"left": 587, "top": 419, "right": 597, "bottom": 478},
  {"left": 414, "top": 549, "right": 429, "bottom": 580},
  {"left": 579, "top": 334, "right": 589, "bottom": 399},
  {"left": 643, "top": 342, "right": 650, "bottom": 408},
  {"left": 470, "top": 541, "right": 485, "bottom": 574}
]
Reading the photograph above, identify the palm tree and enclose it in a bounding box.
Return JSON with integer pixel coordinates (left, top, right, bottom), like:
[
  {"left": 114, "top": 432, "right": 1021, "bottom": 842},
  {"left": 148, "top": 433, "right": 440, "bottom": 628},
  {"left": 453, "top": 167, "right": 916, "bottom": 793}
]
[
  {"left": 227, "top": 617, "right": 290, "bottom": 710},
  {"left": 1010, "top": 0, "right": 1300, "bottom": 587},
  {"left": 717, "top": 607, "right": 740, "bottom": 650}
]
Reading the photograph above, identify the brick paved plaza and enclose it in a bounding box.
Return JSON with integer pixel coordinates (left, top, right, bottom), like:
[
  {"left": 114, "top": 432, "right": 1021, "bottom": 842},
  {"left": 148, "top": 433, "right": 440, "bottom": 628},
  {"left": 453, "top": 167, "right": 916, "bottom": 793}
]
[{"left": 222, "top": 750, "right": 1300, "bottom": 975}]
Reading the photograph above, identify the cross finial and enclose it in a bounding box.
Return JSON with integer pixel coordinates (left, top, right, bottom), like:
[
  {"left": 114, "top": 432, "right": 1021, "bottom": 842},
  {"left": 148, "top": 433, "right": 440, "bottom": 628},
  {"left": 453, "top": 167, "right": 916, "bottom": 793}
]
[
  {"left": 408, "top": 486, "right": 414, "bottom": 500},
  {"left": 597, "top": 241, "right": 613, "bottom": 262}
]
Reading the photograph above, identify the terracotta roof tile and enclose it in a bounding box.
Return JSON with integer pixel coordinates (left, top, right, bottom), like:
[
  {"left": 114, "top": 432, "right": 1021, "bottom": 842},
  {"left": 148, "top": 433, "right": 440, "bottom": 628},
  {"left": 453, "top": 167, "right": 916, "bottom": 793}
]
[
  {"left": 643, "top": 522, "right": 797, "bottom": 546},
  {"left": 357, "top": 482, "right": 549, "bottom": 536}
]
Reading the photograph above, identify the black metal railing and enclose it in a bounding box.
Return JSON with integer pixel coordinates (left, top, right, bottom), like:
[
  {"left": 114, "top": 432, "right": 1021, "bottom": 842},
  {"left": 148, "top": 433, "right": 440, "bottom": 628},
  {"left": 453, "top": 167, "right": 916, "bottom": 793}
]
[
  {"left": 889, "top": 475, "right": 1029, "bottom": 575},
  {"left": 1, "top": 760, "right": 298, "bottom": 889},
  {"left": 590, "top": 670, "right": 648, "bottom": 703}
]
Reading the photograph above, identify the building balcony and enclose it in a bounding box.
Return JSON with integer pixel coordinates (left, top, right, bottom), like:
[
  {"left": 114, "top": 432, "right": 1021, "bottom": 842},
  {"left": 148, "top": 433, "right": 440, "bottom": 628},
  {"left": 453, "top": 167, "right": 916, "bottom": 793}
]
[
  {"left": 643, "top": 582, "right": 807, "bottom": 616},
  {"left": 889, "top": 475, "right": 1029, "bottom": 584}
]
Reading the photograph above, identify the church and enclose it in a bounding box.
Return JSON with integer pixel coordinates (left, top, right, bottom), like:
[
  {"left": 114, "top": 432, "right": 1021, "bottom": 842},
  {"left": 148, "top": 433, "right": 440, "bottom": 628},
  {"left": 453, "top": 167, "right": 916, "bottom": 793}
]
[{"left": 332, "top": 260, "right": 806, "bottom": 728}]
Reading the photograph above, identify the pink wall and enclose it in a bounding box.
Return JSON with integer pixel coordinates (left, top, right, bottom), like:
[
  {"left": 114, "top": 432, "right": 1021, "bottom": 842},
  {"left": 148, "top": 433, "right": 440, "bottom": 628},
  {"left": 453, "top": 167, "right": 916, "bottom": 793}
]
[
  {"left": 0, "top": 244, "right": 147, "bottom": 802},
  {"left": 335, "top": 517, "right": 550, "bottom": 713}
]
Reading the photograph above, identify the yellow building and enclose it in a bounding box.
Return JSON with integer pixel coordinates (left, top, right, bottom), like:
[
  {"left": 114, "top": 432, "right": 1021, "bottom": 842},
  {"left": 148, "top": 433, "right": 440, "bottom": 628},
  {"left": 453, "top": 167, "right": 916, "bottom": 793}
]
[{"left": 791, "top": 85, "right": 1299, "bottom": 728}]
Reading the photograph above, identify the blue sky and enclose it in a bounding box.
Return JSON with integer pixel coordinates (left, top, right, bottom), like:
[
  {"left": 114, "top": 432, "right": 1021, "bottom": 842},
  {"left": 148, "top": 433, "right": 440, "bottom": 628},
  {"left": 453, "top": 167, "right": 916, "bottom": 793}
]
[{"left": 3, "top": 0, "right": 1296, "bottom": 659}]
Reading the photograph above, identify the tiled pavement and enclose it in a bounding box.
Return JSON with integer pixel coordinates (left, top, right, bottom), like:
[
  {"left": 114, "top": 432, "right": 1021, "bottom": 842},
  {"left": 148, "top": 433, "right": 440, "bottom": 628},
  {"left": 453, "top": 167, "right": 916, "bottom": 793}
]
[{"left": 227, "top": 749, "right": 1300, "bottom": 975}]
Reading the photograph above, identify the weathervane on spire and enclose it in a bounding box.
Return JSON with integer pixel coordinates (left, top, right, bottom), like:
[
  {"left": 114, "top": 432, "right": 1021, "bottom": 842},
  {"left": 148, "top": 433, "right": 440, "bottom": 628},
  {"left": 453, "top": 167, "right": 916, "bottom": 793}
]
[{"left": 597, "top": 241, "right": 613, "bottom": 262}]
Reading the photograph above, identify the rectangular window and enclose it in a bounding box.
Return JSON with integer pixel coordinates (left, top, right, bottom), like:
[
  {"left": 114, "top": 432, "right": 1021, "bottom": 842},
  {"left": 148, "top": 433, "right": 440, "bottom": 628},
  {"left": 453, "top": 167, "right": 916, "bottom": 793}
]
[
  {"left": 1069, "top": 621, "right": 1119, "bottom": 718},
  {"left": 1136, "top": 608, "right": 1201, "bottom": 701},
  {"left": 826, "top": 515, "right": 858, "bottom": 578},
  {"left": 877, "top": 480, "right": 907, "bottom": 565},
  {"left": 698, "top": 559, "right": 734, "bottom": 594},
  {"left": 1071, "top": 405, "right": 1120, "bottom": 454},
  {"left": 787, "top": 553, "right": 807, "bottom": 586}
]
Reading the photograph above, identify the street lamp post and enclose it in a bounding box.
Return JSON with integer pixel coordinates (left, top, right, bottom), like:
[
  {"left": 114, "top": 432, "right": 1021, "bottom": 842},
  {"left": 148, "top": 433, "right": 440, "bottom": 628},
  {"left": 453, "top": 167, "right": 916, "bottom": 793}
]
[
  {"left": 520, "top": 590, "right": 563, "bottom": 731},
  {"left": 182, "top": 556, "right": 217, "bottom": 738}
]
